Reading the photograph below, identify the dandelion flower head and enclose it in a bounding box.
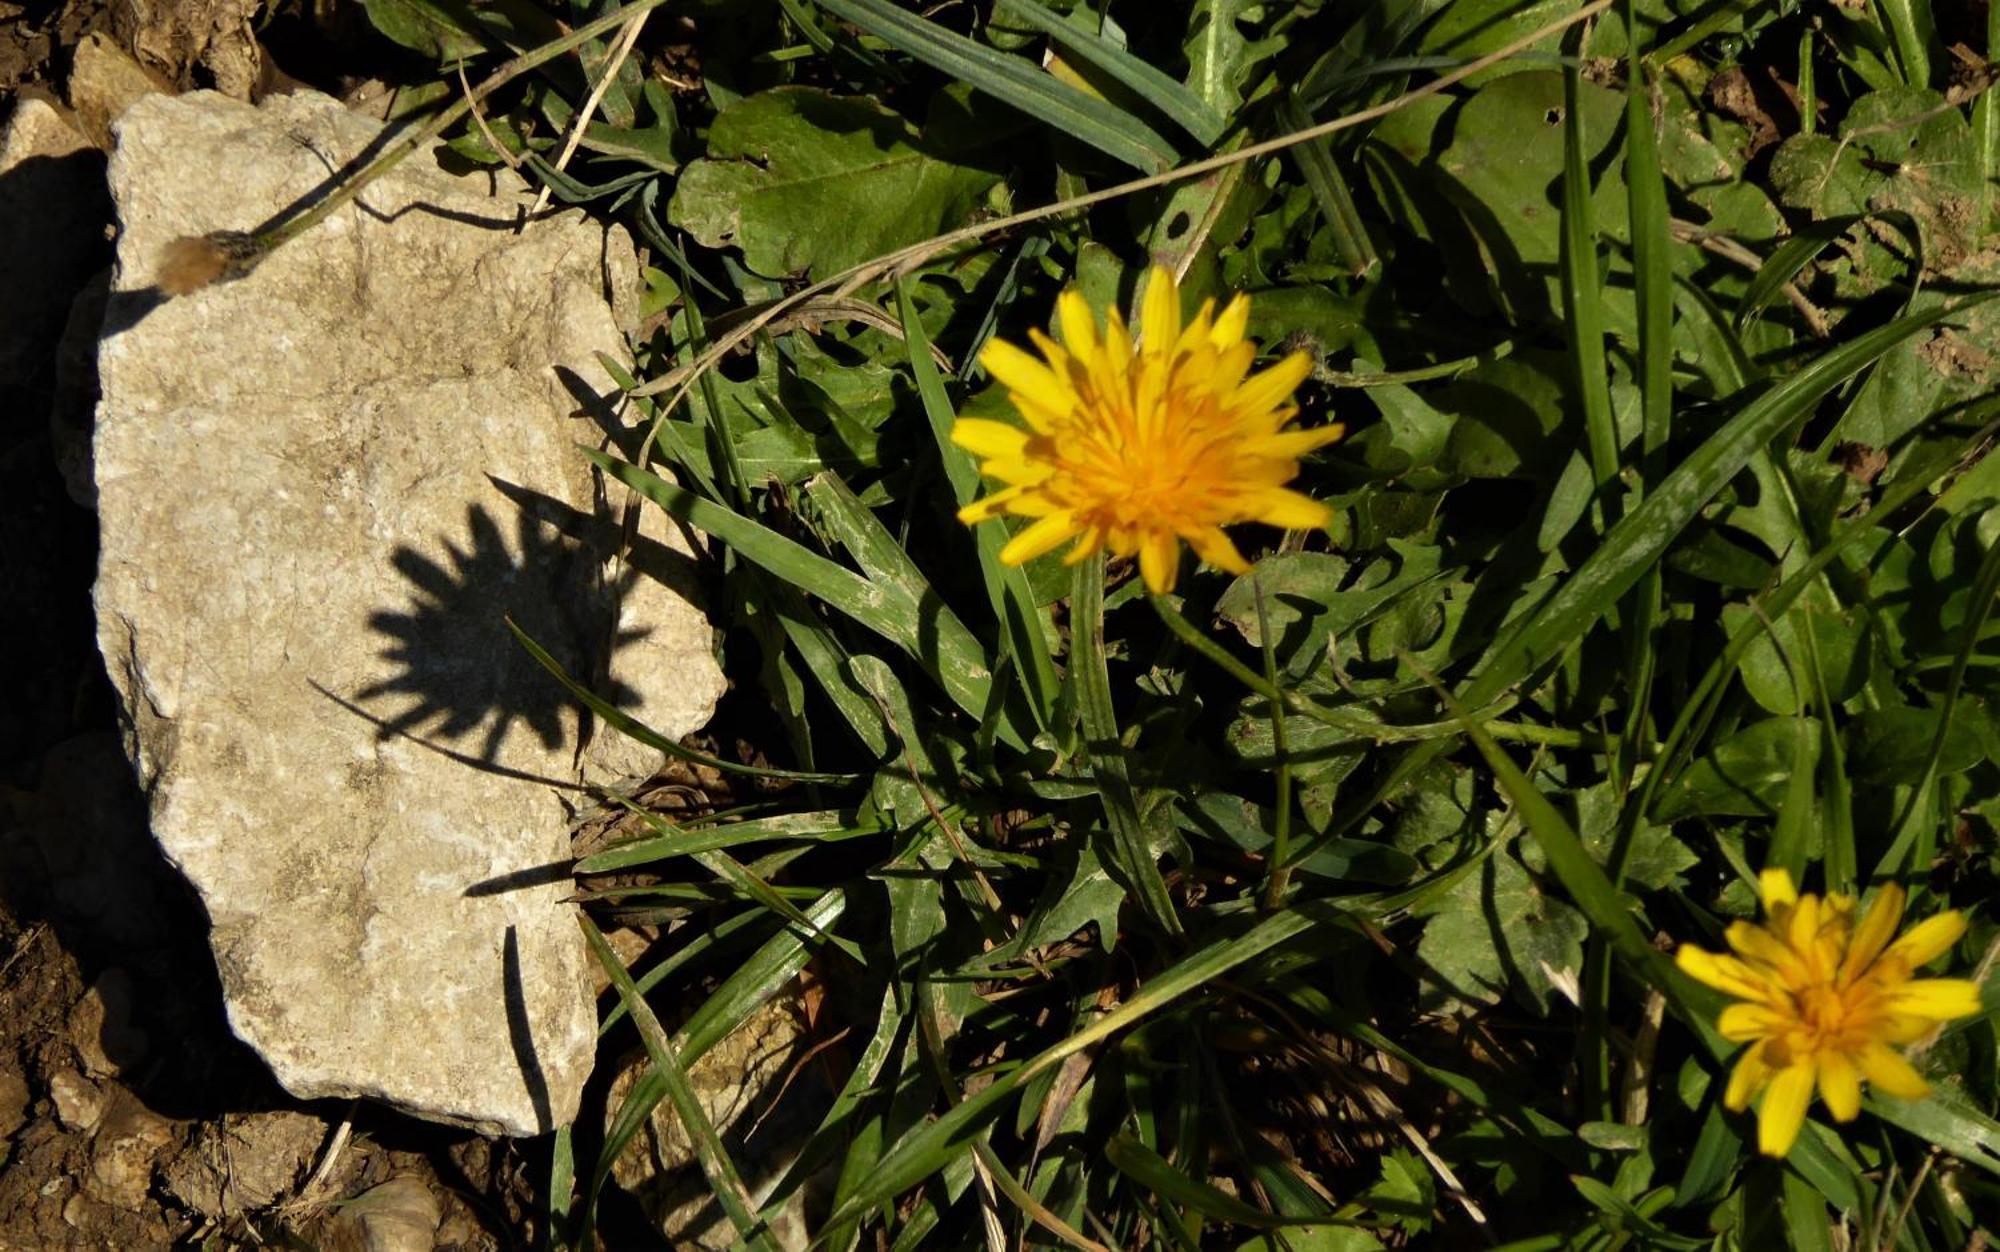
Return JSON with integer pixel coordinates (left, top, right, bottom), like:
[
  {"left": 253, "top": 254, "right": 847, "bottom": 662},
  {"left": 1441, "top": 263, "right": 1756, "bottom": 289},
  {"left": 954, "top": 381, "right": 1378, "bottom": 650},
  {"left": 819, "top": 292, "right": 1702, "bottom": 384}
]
[
  {"left": 950, "top": 266, "right": 1343, "bottom": 595},
  {"left": 1677, "top": 868, "right": 1984, "bottom": 1157}
]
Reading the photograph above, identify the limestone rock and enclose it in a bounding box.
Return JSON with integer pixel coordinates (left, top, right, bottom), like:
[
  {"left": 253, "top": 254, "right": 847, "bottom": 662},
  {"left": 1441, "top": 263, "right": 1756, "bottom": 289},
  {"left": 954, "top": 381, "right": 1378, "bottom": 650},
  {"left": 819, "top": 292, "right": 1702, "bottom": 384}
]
[{"left": 93, "top": 90, "right": 724, "bottom": 1135}]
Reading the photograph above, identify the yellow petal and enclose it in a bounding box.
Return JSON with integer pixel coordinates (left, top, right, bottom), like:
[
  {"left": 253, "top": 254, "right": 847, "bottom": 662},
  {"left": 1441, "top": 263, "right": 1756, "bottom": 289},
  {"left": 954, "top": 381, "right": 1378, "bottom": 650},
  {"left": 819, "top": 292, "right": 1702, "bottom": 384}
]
[
  {"left": 1840, "top": 882, "right": 1906, "bottom": 984},
  {"left": 1209, "top": 293, "right": 1250, "bottom": 349},
  {"left": 1759, "top": 868, "right": 1798, "bottom": 913},
  {"left": 1818, "top": 1051, "right": 1862, "bottom": 1122},
  {"left": 1057, "top": 289, "right": 1098, "bottom": 358},
  {"left": 1102, "top": 308, "right": 1132, "bottom": 368},
  {"left": 950, "top": 418, "right": 1031, "bottom": 460},
  {"left": 980, "top": 339, "right": 1075, "bottom": 419},
  {"left": 1885, "top": 978, "right": 1984, "bottom": 1021},
  {"left": 1786, "top": 892, "right": 1822, "bottom": 959},
  {"left": 1885, "top": 911, "right": 1967, "bottom": 969},
  {"left": 1245, "top": 486, "right": 1331, "bottom": 532},
  {"left": 1724, "top": 1042, "right": 1774, "bottom": 1111},
  {"left": 1139, "top": 266, "right": 1180, "bottom": 350},
  {"left": 1245, "top": 424, "right": 1347, "bottom": 460},
  {"left": 958, "top": 487, "right": 1025, "bottom": 524},
  {"left": 1138, "top": 529, "right": 1181, "bottom": 594},
  {"left": 1184, "top": 527, "right": 1249, "bottom": 574},
  {"left": 1061, "top": 525, "right": 1103, "bottom": 563},
  {"left": 1229, "top": 352, "right": 1313, "bottom": 417},
  {"left": 1174, "top": 299, "right": 1217, "bottom": 357},
  {"left": 1880, "top": 1013, "right": 1943, "bottom": 1044},
  {"left": 1677, "top": 945, "right": 1779, "bottom": 1002},
  {"left": 1857, "top": 1042, "right": 1930, "bottom": 1101},
  {"left": 1756, "top": 1061, "right": 1816, "bottom": 1157},
  {"left": 1724, "top": 919, "right": 1805, "bottom": 974},
  {"left": 999, "top": 512, "right": 1079, "bottom": 566},
  {"left": 1717, "top": 1002, "right": 1786, "bottom": 1042}
]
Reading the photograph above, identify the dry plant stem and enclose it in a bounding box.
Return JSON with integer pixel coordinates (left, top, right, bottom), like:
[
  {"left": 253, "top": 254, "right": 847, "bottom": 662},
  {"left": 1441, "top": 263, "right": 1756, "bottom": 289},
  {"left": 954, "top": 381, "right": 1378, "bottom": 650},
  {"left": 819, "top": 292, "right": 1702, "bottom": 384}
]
[
  {"left": 459, "top": 61, "right": 524, "bottom": 175},
  {"left": 1619, "top": 985, "right": 1666, "bottom": 1124},
  {"left": 1874, "top": 1149, "right": 1940, "bottom": 1252},
  {"left": 530, "top": 10, "right": 651, "bottom": 215},
  {"left": 1670, "top": 218, "right": 1829, "bottom": 336},
  {"left": 250, "top": 0, "right": 678, "bottom": 256},
  {"left": 626, "top": 0, "right": 1616, "bottom": 461}
]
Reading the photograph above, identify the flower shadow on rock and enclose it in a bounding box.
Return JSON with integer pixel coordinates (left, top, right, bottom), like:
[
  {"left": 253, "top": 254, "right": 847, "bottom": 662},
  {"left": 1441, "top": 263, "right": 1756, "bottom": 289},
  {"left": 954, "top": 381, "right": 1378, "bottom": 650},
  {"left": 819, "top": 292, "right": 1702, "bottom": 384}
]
[{"left": 353, "top": 500, "right": 647, "bottom": 765}]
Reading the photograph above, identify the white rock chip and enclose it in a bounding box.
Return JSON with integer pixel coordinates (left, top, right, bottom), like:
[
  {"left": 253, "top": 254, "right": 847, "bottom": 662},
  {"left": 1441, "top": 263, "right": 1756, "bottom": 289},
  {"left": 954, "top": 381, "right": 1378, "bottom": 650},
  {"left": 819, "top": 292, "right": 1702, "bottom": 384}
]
[{"left": 93, "top": 91, "right": 724, "bottom": 1135}]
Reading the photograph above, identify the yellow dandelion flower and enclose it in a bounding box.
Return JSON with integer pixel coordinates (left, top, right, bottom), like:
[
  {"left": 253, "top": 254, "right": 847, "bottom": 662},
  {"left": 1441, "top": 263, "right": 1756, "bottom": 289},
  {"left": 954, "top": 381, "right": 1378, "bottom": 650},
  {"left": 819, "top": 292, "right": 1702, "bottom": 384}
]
[
  {"left": 1677, "top": 868, "right": 1985, "bottom": 1158},
  {"left": 950, "top": 266, "right": 1343, "bottom": 595}
]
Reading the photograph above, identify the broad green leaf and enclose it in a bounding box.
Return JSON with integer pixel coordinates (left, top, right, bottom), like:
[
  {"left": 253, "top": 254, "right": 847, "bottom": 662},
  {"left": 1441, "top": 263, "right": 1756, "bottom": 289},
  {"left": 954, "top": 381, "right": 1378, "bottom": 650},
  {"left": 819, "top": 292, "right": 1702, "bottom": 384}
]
[
  {"left": 1414, "top": 848, "right": 1588, "bottom": 1014},
  {"left": 669, "top": 87, "right": 1002, "bottom": 280}
]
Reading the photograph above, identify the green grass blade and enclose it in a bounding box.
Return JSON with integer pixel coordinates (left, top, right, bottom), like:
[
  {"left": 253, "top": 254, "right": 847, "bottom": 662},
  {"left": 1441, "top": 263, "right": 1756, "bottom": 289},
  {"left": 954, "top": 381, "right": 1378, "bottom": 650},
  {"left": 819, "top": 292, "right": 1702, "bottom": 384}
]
[
  {"left": 819, "top": 900, "right": 1336, "bottom": 1229},
  {"left": 1733, "top": 217, "right": 1864, "bottom": 329},
  {"left": 992, "top": 0, "right": 1226, "bottom": 145},
  {"left": 578, "top": 809, "right": 887, "bottom": 873},
  {"left": 1280, "top": 95, "right": 1377, "bottom": 278},
  {"left": 807, "top": 0, "right": 1177, "bottom": 171},
  {"left": 1561, "top": 50, "right": 1618, "bottom": 505},
  {"left": 586, "top": 447, "right": 1004, "bottom": 730},
  {"left": 1866, "top": 1083, "right": 2000, "bottom": 1177},
  {"left": 581, "top": 916, "right": 783, "bottom": 1252},
  {"left": 1073, "top": 556, "right": 1182, "bottom": 938},
  {"left": 1874, "top": 526, "right": 2000, "bottom": 880},
  {"left": 803, "top": 471, "right": 1028, "bottom": 750},
  {"left": 585, "top": 889, "right": 848, "bottom": 1231},
  {"left": 1104, "top": 1133, "right": 1363, "bottom": 1229},
  {"left": 1464, "top": 295, "right": 1991, "bottom": 709},
  {"left": 1441, "top": 689, "right": 1720, "bottom": 1040},
  {"left": 895, "top": 277, "right": 1061, "bottom": 730}
]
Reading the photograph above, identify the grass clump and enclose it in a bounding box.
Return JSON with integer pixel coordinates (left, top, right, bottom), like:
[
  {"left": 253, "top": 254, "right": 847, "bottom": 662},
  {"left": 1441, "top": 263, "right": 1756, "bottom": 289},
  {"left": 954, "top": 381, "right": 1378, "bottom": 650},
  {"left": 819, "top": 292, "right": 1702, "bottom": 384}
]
[{"left": 328, "top": 0, "right": 2000, "bottom": 1244}]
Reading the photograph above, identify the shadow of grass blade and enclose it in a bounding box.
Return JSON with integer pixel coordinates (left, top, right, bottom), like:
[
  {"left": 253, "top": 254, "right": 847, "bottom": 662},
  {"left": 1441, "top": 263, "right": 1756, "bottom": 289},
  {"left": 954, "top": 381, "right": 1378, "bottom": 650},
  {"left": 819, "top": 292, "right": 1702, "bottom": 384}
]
[
  {"left": 581, "top": 917, "right": 783, "bottom": 1252},
  {"left": 807, "top": 0, "right": 1177, "bottom": 172},
  {"left": 505, "top": 617, "right": 853, "bottom": 783}
]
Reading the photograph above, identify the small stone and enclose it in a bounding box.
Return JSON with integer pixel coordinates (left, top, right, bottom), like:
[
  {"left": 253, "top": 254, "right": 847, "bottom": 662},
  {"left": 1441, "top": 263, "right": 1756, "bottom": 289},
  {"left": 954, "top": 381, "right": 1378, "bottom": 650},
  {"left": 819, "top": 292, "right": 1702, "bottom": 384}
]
[
  {"left": 160, "top": 1109, "right": 328, "bottom": 1218},
  {"left": 342, "top": 1175, "right": 442, "bottom": 1252},
  {"left": 85, "top": 1093, "right": 178, "bottom": 1211},
  {"left": 48, "top": 1068, "right": 104, "bottom": 1133},
  {"left": 66, "top": 34, "right": 174, "bottom": 150}
]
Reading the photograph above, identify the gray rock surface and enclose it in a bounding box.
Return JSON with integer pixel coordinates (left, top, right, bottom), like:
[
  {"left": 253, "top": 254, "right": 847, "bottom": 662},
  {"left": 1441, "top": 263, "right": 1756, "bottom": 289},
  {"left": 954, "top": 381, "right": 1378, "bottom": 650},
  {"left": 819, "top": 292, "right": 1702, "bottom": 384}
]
[{"left": 93, "top": 90, "right": 724, "bottom": 1135}]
